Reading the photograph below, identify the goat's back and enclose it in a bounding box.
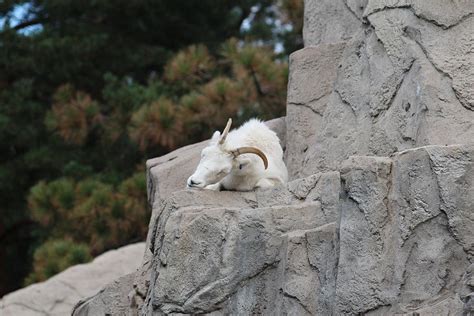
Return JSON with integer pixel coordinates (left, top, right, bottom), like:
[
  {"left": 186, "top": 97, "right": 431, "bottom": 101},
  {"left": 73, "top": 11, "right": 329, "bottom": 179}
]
[{"left": 225, "top": 119, "right": 283, "bottom": 158}]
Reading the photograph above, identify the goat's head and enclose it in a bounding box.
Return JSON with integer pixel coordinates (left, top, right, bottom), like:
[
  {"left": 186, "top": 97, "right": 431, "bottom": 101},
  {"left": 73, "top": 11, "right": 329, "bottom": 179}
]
[{"left": 187, "top": 118, "right": 268, "bottom": 189}]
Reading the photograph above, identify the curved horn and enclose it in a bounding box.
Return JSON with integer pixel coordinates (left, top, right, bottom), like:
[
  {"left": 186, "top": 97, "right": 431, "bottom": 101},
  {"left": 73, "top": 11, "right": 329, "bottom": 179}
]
[
  {"left": 230, "top": 147, "right": 268, "bottom": 169},
  {"left": 219, "top": 118, "right": 232, "bottom": 144}
]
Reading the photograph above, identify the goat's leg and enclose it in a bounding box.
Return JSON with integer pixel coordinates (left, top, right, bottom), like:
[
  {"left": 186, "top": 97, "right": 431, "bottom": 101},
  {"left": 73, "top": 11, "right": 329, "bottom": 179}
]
[
  {"left": 204, "top": 182, "right": 222, "bottom": 191},
  {"left": 255, "top": 178, "right": 275, "bottom": 190}
]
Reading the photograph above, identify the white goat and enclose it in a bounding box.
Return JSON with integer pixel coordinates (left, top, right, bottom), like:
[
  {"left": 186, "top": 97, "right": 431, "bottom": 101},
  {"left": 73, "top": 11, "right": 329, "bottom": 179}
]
[{"left": 187, "top": 118, "right": 288, "bottom": 191}]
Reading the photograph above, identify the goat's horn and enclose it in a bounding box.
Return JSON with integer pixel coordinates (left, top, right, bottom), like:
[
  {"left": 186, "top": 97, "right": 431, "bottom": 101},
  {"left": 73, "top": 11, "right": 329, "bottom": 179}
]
[
  {"left": 230, "top": 147, "right": 268, "bottom": 169},
  {"left": 219, "top": 118, "right": 232, "bottom": 144}
]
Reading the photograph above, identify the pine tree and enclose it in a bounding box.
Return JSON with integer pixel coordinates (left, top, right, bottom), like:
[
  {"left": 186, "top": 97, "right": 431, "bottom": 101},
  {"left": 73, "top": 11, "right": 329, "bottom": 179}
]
[{"left": 0, "top": 0, "right": 303, "bottom": 294}]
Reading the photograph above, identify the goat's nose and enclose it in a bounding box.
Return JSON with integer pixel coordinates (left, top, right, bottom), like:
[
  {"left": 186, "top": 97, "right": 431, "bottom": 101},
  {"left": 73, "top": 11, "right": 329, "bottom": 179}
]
[{"left": 188, "top": 179, "right": 201, "bottom": 187}]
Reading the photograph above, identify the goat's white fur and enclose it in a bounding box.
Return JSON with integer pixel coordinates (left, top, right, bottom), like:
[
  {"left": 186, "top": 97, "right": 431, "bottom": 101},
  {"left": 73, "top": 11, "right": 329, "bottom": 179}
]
[{"left": 187, "top": 118, "right": 288, "bottom": 191}]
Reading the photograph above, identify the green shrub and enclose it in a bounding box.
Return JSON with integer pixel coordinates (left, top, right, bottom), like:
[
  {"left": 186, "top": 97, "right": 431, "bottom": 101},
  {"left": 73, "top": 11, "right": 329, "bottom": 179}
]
[{"left": 25, "top": 239, "right": 91, "bottom": 285}]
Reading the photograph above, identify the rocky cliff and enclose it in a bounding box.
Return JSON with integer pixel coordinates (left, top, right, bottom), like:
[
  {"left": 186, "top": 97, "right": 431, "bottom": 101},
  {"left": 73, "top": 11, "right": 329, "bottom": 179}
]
[{"left": 73, "top": 0, "right": 474, "bottom": 315}]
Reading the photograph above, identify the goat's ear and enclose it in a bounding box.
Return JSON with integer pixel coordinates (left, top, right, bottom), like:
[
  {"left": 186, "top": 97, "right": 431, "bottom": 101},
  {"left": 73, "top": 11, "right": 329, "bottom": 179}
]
[{"left": 211, "top": 131, "right": 221, "bottom": 144}]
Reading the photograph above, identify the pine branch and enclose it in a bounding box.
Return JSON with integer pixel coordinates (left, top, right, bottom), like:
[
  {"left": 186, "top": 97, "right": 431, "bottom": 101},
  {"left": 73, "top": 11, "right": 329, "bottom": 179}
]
[
  {"left": 12, "top": 18, "right": 45, "bottom": 31},
  {"left": 249, "top": 65, "right": 264, "bottom": 96}
]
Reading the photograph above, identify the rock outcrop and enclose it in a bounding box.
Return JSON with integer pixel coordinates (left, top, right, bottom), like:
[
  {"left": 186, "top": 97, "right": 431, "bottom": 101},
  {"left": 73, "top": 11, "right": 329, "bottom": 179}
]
[
  {"left": 73, "top": 0, "right": 474, "bottom": 315},
  {"left": 0, "top": 243, "right": 145, "bottom": 316}
]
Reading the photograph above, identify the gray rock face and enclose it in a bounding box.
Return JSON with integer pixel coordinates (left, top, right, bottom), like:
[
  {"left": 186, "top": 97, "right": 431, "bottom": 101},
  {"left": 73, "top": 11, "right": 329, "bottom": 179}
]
[
  {"left": 289, "top": 0, "right": 474, "bottom": 180},
  {"left": 140, "top": 145, "right": 473, "bottom": 315},
  {"left": 73, "top": 273, "right": 137, "bottom": 316},
  {"left": 73, "top": 0, "right": 474, "bottom": 315},
  {"left": 140, "top": 171, "right": 341, "bottom": 315},
  {"left": 338, "top": 146, "right": 473, "bottom": 315},
  {"left": 92, "top": 144, "right": 472, "bottom": 316},
  {"left": 303, "top": 0, "right": 363, "bottom": 46},
  {"left": 286, "top": 43, "right": 346, "bottom": 179}
]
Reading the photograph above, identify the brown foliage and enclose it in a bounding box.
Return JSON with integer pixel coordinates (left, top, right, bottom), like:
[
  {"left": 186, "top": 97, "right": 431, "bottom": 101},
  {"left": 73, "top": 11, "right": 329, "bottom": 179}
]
[
  {"left": 46, "top": 85, "right": 102, "bottom": 145},
  {"left": 164, "top": 44, "right": 215, "bottom": 88},
  {"left": 129, "top": 97, "right": 182, "bottom": 151},
  {"left": 28, "top": 172, "right": 148, "bottom": 256}
]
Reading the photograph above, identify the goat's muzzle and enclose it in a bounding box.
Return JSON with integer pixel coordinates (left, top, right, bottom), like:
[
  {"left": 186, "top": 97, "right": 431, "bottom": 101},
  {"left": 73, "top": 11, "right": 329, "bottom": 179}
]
[{"left": 187, "top": 178, "right": 202, "bottom": 188}]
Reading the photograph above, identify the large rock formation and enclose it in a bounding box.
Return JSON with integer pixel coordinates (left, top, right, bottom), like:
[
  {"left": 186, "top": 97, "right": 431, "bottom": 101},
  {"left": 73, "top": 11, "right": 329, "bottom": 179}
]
[{"left": 73, "top": 0, "right": 474, "bottom": 315}]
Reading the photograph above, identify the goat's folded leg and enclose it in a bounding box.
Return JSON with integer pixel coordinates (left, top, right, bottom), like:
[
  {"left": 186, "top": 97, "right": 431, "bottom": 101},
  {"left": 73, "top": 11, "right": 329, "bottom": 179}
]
[
  {"left": 204, "top": 183, "right": 222, "bottom": 191},
  {"left": 255, "top": 178, "right": 276, "bottom": 190}
]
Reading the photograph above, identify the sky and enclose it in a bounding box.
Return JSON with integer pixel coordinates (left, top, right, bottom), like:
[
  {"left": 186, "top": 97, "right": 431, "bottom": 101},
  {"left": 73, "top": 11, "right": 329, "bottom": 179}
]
[
  {"left": 0, "top": 3, "right": 43, "bottom": 35},
  {"left": 240, "top": 4, "right": 291, "bottom": 54},
  {"left": 1, "top": 2, "right": 287, "bottom": 52}
]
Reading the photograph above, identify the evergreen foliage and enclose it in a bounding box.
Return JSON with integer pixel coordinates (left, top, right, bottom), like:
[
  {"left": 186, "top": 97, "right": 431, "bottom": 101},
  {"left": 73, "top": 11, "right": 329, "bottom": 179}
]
[
  {"left": 0, "top": 0, "right": 303, "bottom": 294},
  {"left": 25, "top": 239, "right": 92, "bottom": 285}
]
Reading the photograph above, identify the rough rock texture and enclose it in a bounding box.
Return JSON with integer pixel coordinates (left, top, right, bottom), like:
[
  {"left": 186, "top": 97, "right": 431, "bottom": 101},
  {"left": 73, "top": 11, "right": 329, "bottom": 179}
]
[
  {"left": 73, "top": 0, "right": 474, "bottom": 315},
  {"left": 140, "top": 172, "right": 340, "bottom": 315},
  {"left": 73, "top": 273, "right": 139, "bottom": 316},
  {"left": 303, "top": 0, "right": 363, "bottom": 46},
  {"left": 78, "top": 145, "right": 474, "bottom": 315},
  {"left": 338, "top": 146, "right": 473, "bottom": 315},
  {"left": 287, "top": 0, "right": 474, "bottom": 180},
  {"left": 0, "top": 243, "right": 144, "bottom": 316},
  {"left": 137, "top": 145, "right": 473, "bottom": 315},
  {"left": 286, "top": 43, "right": 346, "bottom": 179}
]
